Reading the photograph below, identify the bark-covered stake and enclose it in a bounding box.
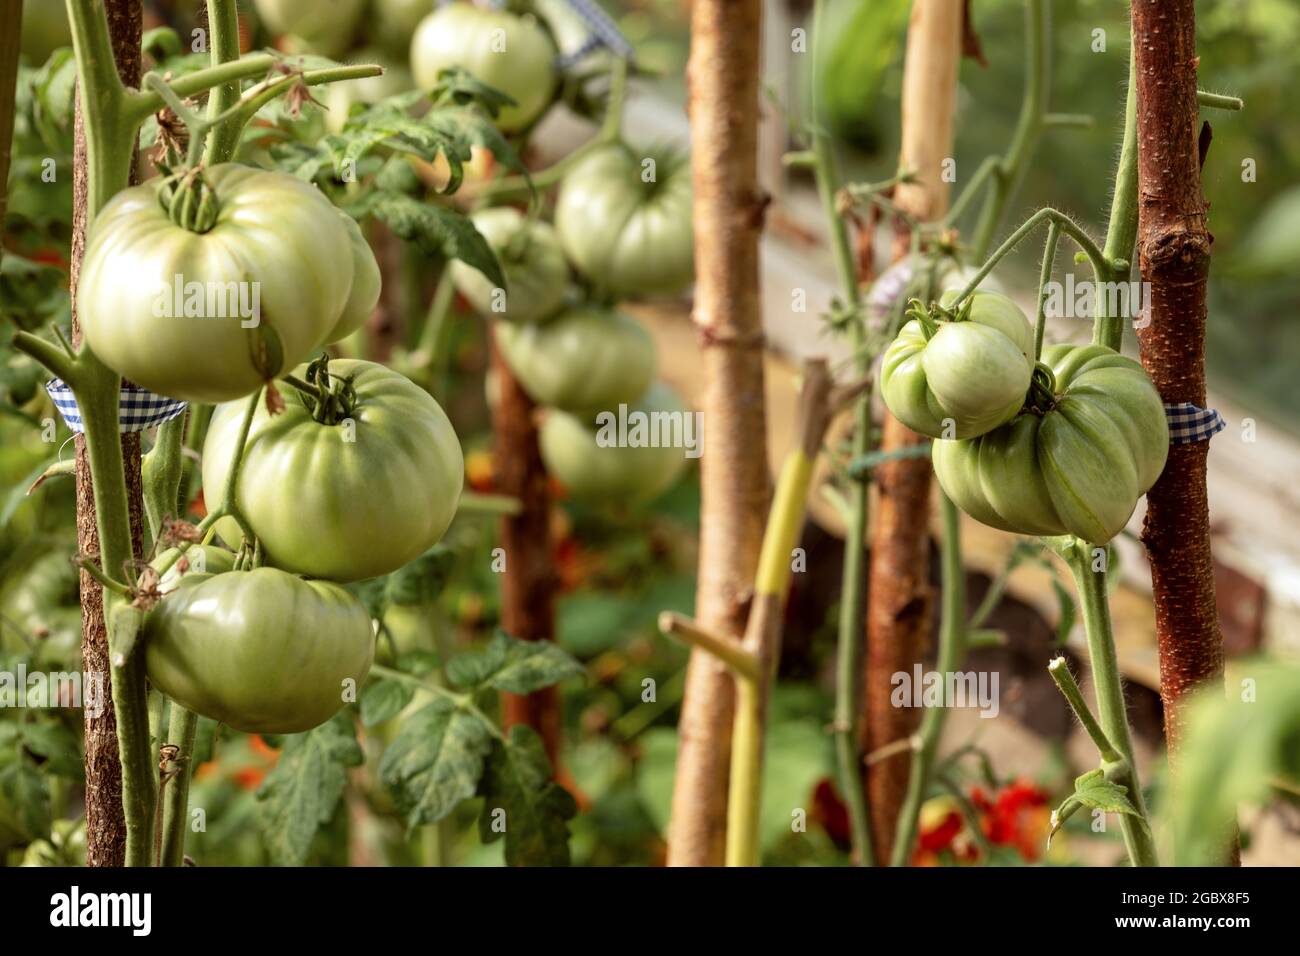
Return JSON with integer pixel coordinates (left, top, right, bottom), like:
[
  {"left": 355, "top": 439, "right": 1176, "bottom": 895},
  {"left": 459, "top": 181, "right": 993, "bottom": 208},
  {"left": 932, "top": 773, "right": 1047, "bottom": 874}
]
[{"left": 668, "top": 0, "right": 769, "bottom": 867}]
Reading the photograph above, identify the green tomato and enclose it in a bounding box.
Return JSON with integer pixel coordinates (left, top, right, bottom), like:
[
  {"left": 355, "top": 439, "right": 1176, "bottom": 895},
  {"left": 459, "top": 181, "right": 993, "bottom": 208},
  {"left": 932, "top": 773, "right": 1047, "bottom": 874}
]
[
  {"left": 554, "top": 144, "right": 694, "bottom": 298},
  {"left": 329, "top": 212, "right": 382, "bottom": 342},
  {"left": 78, "top": 164, "right": 367, "bottom": 403},
  {"left": 410, "top": 4, "right": 557, "bottom": 132},
  {"left": 202, "top": 359, "right": 464, "bottom": 582},
  {"left": 325, "top": 48, "right": 414, "bottom": 133},
  {"left": 881, "top": 289, "right": 1034, "bottom": 439},
  {"left": 254, "top": 0, "right": 365, "bottom": 58},
  {"left": 932, "top": 343, "right": 1169, "bottom": 543},
  {"left": 449, "top": 207, "right": 568, "bottom": 324},
  {"left": 21, "top": 0, "right": 71, "bottom": 63},
  {"left": 144, "top": 567, "right": 374, "bottom": 734},
  {"left": 373, "top": 0, "right": 435, "bottom": 57},
  {"left": 494, "top": 306, "right": 656, "bottom": 415},
  {"left": 540, "top": 383, "right": 690, "bottom": 505}
]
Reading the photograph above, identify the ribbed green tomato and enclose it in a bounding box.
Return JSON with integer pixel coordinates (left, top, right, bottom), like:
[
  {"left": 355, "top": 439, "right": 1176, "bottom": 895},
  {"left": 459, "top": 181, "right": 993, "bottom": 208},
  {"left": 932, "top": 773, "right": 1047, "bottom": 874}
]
[
  {"left": 449, "top": 207, "right": 568, "bottom": 324},
  {"left": 932, "top": 344, "right": 1169, "bottom": 543},
  {"left": 554, "top": 144, "right": 694, "bottom": 298},
  {"left": 881, "top": 289, "right": 1034, "bottom": 440},
  {"left": 78, "top": 165, "right": 367, "bottom": 402},
  {"left": 540, "top": 383, "right": 690, "bottom": 505},
  {"left": 329, "top": 213, "right": 382, "bottom": 342},
  {"left": 144, "top": 567, "right": 374, "bottom": 734},
  {"left": 254, "top": 0, "right": 365, "bottom": 58},
  {"left": 494, "top": 306, "right": 656, "bottom": 415},
  {"left": 410, "top": 4, "right": 557, "bottom": 132},
  {"left": 202, "top": 360, "right": 464, "bottom": 582}
]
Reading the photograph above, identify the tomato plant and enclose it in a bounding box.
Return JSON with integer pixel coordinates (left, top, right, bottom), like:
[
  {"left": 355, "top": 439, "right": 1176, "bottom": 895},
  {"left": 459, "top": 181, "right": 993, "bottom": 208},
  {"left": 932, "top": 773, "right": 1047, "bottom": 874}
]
[
  {"left": 554, "top": 144, "right": 694, "bottom": 297},
  {"left": 77, "top": 164, "right": 379, "bottom": 403},
  {"left": 449, "top": 206, "right": 568, "bottom": 324},
  {"left": 202, "top": 359, "right": 465, "bottom": 582},
  {"left": 881, "top": 289, "right": 1034, "bottom": 439},
  {"left": 494, "top": 305, "right": 657, "bottom": 414},
  {"left": 144, "top": 567, "right": 375, "bottom": 734},
  {"left": 932, "top": 343, "right": 1169, "bottom": 543},
  {"left": 410, "top": 3, "right": 558, "bottom": 133}
]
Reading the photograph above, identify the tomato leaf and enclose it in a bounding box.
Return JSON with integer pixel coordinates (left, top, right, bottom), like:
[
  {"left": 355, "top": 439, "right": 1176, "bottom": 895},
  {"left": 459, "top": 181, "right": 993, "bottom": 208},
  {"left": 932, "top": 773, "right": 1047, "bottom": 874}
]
[
  {"left": 0, "top": 757, "right": 52, "bottom": 843},
  {"left": 477, "top": 725, "right": 577, "bottom": 866},
  {"left": 359, "top": 678, "right": 413, "bottom": 728},
  {"left": 19, "top": 722, "right": 82, "bottom": 778},
  {"left": 254, "top": 712, "right": 363, "bottom": 866},
  {"left": 447, "top": 630, "right": 585, "bottom": 695},
  {"left": 379, "top": 697, "right": 494, "bottom": 826},
  {"left": 370, "top": 192, "right": 505, "bottom": 289}
]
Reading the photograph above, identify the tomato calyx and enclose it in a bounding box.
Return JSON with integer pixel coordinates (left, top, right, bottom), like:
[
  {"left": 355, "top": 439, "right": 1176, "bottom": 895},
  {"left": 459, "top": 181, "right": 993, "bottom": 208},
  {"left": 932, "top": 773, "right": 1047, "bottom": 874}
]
[
  {"left": 156, "top": 161, "right": 220, "bottom": 234},
  {"left": 1023, "top": 363, "right": 1059, "bottom": 415},
  {"left": 285, "top": 354, "right": 359, "bottom": 425},
  {"left": 906, "top": 294, "right": 972, "bottom": 342}
]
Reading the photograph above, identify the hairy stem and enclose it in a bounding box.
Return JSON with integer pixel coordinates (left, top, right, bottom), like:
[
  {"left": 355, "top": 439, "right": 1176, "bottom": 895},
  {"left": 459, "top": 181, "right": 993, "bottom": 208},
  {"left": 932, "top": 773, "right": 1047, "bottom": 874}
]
[{"left": 810, "top": 0, "right": 875, "bottom": 868}]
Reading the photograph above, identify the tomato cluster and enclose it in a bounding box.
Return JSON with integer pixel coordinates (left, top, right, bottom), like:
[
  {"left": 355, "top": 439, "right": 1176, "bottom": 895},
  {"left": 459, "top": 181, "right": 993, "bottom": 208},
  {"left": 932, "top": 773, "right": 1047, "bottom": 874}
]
[{"left": 880, "top": 282, "right": 1169, "bottom": 543}]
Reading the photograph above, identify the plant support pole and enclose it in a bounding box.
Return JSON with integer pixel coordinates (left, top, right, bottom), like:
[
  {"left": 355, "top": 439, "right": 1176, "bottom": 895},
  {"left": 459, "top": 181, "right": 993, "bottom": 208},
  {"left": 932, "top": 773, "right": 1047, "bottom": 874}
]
[
  {"left": 667, "top": 0, "right": 769, "bottom": 867},
  {"left": 865, "top": 0, "right": 962, "bottom": 865}
]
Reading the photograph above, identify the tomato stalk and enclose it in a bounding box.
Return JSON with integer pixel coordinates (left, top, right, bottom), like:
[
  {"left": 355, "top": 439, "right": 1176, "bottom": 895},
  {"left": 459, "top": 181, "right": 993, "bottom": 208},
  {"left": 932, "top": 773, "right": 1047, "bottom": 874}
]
[
  {"left": 1058, "top": 539, "right": 1158, "bottom": 866},
  {"left": 807, "top": 0, "right": 875, "bottom": 868}
]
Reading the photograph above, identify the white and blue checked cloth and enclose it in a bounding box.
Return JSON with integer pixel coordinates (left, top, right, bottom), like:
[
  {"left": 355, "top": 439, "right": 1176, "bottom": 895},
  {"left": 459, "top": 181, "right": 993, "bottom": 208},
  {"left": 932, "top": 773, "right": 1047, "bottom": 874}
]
[
  {"left": 479, "top": 0, "right": 633, "bottom": 65},
  {"left": 1164, "top": 402, "right": 1226, "bottom": 445},
  {"left": 46, "top": 378, "right": 187, "bottom": 435}
]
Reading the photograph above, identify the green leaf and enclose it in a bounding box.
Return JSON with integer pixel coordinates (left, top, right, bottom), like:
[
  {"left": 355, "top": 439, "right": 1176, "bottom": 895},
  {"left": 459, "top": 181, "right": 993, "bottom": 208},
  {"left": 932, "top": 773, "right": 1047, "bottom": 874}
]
[
  {"left": 428, "top": 66, "right": 516, "bottom": 118},
  {"left": 0, "top": 758, "right": 51, "bottom": 842},
  {"left": 379, "top": 697, "right": 493, "bottom": 826},
  {"left": 1069, "top": 768, "right": 1140, "bottom": 815},
  {"left": 477, "top": 726, "right": 577, "bottom": 866},
  {"left": 384, "top": 545, "right": 456, "bottom": 607},
  {"left": 254, "top": 713, "right": 363, "bottom": 866},
  {"left": 447, "top": 630, "right": 585, "bottom": 695},
  {"left": 371, "top": 192, "right": 506, "bottom": 289},
  {"left": 0, "top": 254, "right": 69, "bottom": 331},
  {"left": 359, "top": 678, "right": 413, "bottom": 728},
  {"left": 141, "top": 27, "right": 182, "bottom": 61},
  {"left": 19, "top": 721, "right": 82, "bottom": 777}
]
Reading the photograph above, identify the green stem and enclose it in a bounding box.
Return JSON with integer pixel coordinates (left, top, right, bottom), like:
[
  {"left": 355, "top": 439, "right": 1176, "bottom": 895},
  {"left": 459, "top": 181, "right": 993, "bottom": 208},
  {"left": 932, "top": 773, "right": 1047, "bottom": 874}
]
[
  {"left": 202, "top": 0, "right": 243, "bottom": 164},
  {"left": 1033, "top": 222, "right": 1060, "bottom": 362},
  {"left": 889, "top": 493, "right": 967, "bottom": 866},
  {"left": 969, "top": 0, "right": 1049, "bottom": 260},
  {"left": 66, "top": 0, "right": 134, "bottom": 214},
  {"left": 159, "top": 706, "right": 198, "bottom": 866},
  {"left": 949, "top": 207, "right": 1108, "bottom": 310},
  {"left": 142, "top": 413, "right": 188, "bottom": 545},
  {"left": 1093, "top": 48, "right": 1138, "bottom": 352},
  {"left": 1047, "top": 656, "right": 1120, "bottom": 763},
  {"left": 108, "top": 604, "right": 156, "bottom": 866},
  {"left": 811, "top": 0, "right": 873, "bottom": 869},
  {"left": 1063, "top": 542, "right": 1158, "bottom": 866},
  {"left": 219, "top": 389, "right": 263, "bottom": 517}
]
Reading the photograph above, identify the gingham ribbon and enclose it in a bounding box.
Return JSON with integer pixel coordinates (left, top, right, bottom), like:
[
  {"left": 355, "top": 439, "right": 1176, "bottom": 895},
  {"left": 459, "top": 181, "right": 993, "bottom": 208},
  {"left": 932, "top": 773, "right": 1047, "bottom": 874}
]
[
  {"left": 1164, "top": 402, "right": 1226, "bottom": 445},
  {"left": 45, "top": 379, "right": 187, "bottom": 435},
  {"left": 480, "top": 0, "right": 633, "bottom": 66},
  {"left": 553, "top": 0, "right": 634, "bottom": 66}
]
